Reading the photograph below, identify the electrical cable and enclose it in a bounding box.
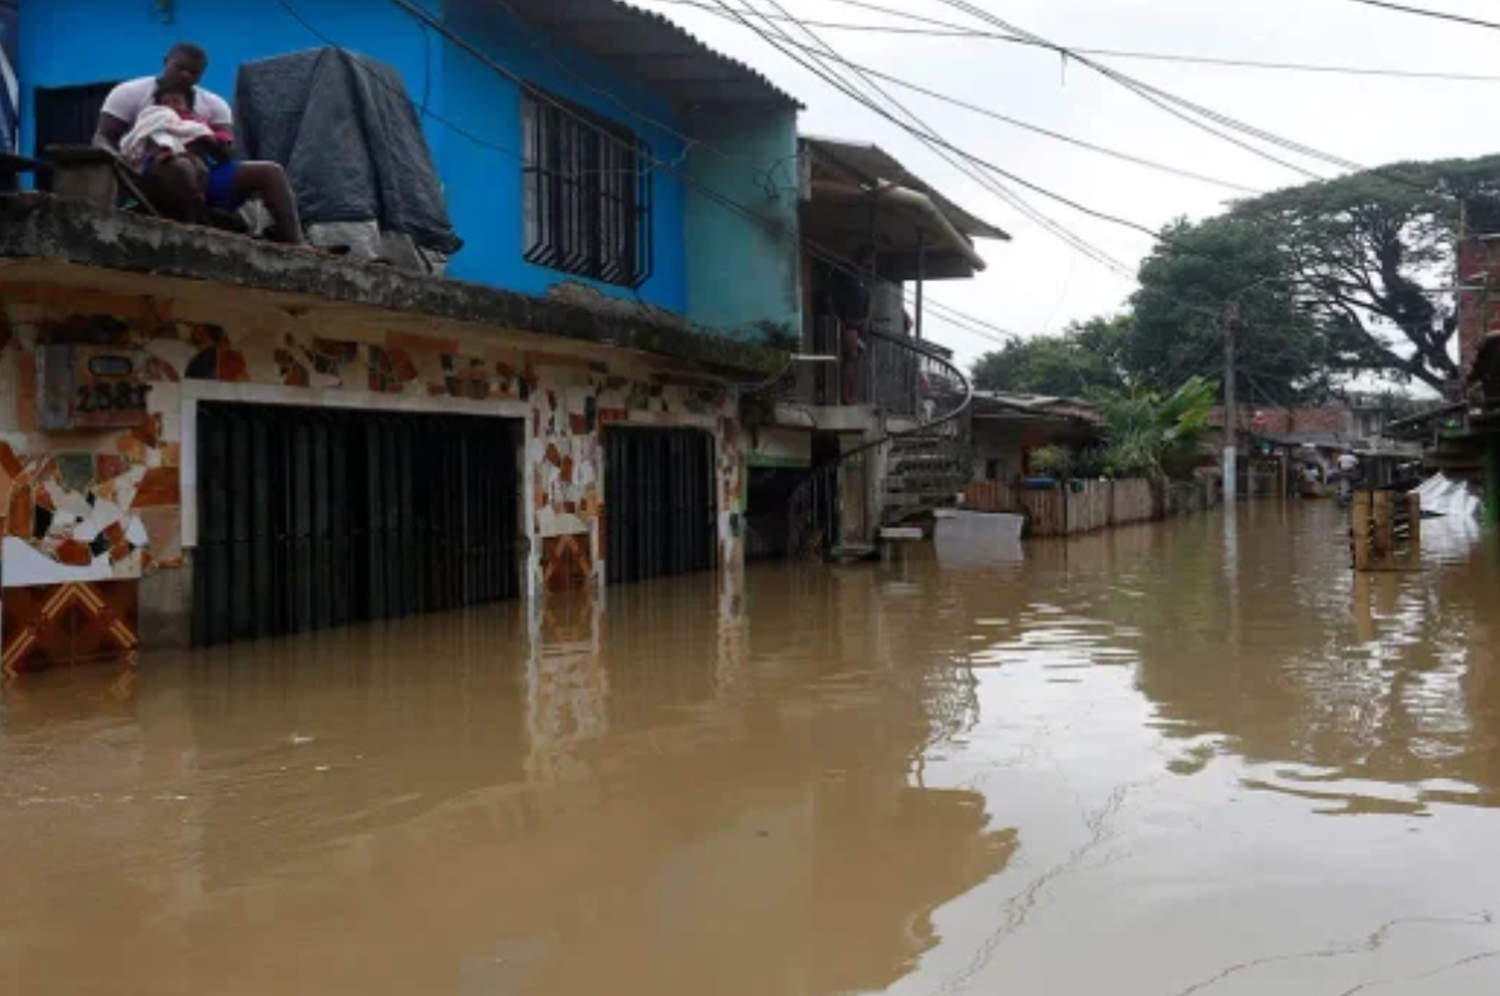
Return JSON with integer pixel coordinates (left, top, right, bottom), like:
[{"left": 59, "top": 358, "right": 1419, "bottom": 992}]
[
  {"left": 644, "top": 0, "right": 1500, "bottom": 83},
  {"left": 728, "top": 0, "right": 1136, "bottom": 275},
  {"left": 706, "top": 1, "right": 1346, "bottom": 337},
  {"left": 708, "top": 0, "right": 1164, "bottom": 243},
  {"left": 727, "top": 27, "right": 1263, "bottom": 195},
  {"left": 929, "top": 0, "right": 1336, "bottom": 181},
  {"left": 1336, "top": 0, "right": 1500, "bottom": 31},
  {"left": 271, "top": 0, "right": 519, "bottom": 158},
  {"left": 930, "top": 0, "right": 1437, "bottom": 194}
]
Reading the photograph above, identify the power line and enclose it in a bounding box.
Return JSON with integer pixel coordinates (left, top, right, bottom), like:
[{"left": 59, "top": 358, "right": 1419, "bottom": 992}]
[
  {"left": 928, "top": 0, "right": 1336, "bottom": 180},
  {"left": 749, "top": 30, "right": 1263, "bottom": 195},
  {"left": 1336, "top": 0, "right": 1500, "bottom": 31},
  {"left": 930, "top": 0, "right": 1442, "bottom": 196},
  {"left": 708, "top": 0, "right": 1166, "bottom": 242},
  {"left": 643, "top": 0, "right": 1500, "bottom": 83},
  {"left": 721, "top": 0, "right": 1137, "bottom": 275}
]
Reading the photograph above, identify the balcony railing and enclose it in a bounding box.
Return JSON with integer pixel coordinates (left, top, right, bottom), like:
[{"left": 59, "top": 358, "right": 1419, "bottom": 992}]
[{"left": 793, "top": 315, "right": 960, "bottom": 415}]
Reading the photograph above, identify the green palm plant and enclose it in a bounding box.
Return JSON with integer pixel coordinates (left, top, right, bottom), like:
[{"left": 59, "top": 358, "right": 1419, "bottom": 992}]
[{"left": 1101, "top": 376, "right": 1217, "bottom": 480}]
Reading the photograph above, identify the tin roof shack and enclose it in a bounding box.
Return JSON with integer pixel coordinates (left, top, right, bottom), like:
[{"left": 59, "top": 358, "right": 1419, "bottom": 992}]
[
  {"left": 0, "top": 195, "right": 784, "bottom": 672},
  {"left": 967, "top": 393, "right": 1104, "bottom": 485}
]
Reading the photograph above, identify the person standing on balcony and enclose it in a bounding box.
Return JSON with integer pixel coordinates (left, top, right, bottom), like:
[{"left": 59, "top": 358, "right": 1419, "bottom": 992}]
[{"left": 828, "top": 246, "right": 874, "bottom": 406}]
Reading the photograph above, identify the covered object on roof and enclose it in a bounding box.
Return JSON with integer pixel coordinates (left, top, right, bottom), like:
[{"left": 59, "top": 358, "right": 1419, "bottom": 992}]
[{"left": 236, "top": 47, "right": 463, "bottom": 260}]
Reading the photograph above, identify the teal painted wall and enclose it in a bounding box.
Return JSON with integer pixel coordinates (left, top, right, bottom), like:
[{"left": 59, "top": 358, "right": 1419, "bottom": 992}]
[{"left": 683, "top": 107, "right": 802, "bottom": 349}]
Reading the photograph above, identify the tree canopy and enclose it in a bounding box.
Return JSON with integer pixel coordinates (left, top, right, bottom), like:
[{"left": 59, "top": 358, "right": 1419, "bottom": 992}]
[
  {"left": 970, "top": 316, "right": 1130, "bottom": 398},
  {"left": 1130, "top": 215, "right": 1331, "bottom": 405},
  {"left": 1238, "top": 155, "right": 1500, "bottom": 393},
  {"left": 969, "top": 152, "right": 1500, "bottom": 400}
]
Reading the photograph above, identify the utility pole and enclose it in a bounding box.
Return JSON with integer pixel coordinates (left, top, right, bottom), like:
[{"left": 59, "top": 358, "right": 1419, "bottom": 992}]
[{"left": 1222, "top": 299, "right": 1240, "bottom": 503}]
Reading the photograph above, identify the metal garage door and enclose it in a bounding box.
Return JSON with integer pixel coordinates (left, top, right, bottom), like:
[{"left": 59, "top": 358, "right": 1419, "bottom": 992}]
[
  {"left": 604, "top": 426, "right": 716, "bottom": 585},
  {"left": 193, "top": 404, "right": 521, "bottom": 647}
]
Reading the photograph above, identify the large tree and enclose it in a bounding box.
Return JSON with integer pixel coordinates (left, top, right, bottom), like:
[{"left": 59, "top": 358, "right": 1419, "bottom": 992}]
[
  {"left": 1130, "top": 215, "right": 1333, "bottom": 405},
  {"left": 1234, "top": 155, "right": 1500, "bottom": 394},
  {"left": 971, "top": 316, "right": 1131, "bottom": 398}
]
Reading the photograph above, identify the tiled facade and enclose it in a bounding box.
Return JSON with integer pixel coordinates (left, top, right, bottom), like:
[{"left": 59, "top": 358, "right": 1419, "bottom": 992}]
[{"left": 0, "top": 277, "right": 746, "bottom": 671}]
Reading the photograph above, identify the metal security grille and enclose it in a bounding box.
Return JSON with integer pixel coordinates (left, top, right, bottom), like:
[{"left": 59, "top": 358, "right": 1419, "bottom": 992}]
[
  {"left": 521, "top": 89, "right": 653, "bottom": 289},
  {"left": 193, "top": 404, "right": 521, "bottom": 647},
  {"left": 604, "top": 427, "right": 716, "bottom": 585}
]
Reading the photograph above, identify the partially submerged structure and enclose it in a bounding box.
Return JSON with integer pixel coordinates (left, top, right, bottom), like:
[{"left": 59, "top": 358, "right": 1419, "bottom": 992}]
[
  {"left": 2, "top": 0, "right": 804, "bottom": 669},
  {"left": 1, "top": 0, "right": 1010, "bottom": 669}
]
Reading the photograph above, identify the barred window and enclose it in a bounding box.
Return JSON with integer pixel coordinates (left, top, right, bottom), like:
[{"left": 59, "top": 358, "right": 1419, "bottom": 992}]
[{"left": 521, "top": 89, "right": 654, "bottom": 289}]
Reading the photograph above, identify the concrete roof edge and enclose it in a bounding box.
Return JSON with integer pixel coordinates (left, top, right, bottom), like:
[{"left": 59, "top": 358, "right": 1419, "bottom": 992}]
[{"left": 0, "top": 195, "right": 787, "bottom": 378}]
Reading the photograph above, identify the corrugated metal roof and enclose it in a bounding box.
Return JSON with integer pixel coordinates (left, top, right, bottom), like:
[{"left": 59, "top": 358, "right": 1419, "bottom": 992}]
[
  {"left": 801, "top": 135, "right": 1011, "bottom": 242},
  {"left": 972, "top": 391, "right": 1101, "bottom": 423},
  {"left": 495, "top": 0, "right": 801, "bottom": 109}
]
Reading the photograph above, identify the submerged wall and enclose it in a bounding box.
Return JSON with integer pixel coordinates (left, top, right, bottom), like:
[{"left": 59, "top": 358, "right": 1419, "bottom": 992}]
[{"left": 0, "top": 271, "right": 745, "bottom": 672}]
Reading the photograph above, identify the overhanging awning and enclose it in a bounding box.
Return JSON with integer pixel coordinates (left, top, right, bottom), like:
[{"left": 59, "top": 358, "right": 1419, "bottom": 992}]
[{"left": 800, "top": 134, "right": 1008, "bottom": 281}]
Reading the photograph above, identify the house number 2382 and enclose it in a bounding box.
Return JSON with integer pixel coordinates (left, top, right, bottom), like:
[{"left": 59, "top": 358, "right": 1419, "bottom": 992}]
[{"left": 75, "top": 382, "right": 151, "bottom": 414}]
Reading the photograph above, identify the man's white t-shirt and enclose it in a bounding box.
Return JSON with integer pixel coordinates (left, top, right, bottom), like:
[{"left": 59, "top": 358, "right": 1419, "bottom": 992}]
[
  {"left": 1337, "top": 454, "right": 1359, "bottom": 472},
  {"left": 100, "top": 77, "right": 233, "bottom": 130}
]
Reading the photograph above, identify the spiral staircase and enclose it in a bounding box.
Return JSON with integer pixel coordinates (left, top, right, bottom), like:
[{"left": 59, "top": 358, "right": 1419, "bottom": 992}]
[{"left": 784, "top": 327, "right": 973, "bottom": 561}]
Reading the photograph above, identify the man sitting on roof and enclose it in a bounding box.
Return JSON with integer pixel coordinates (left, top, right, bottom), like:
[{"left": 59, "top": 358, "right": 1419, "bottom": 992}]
[{"left": 92, "top": 42, "right": 304, "bottom": 244}]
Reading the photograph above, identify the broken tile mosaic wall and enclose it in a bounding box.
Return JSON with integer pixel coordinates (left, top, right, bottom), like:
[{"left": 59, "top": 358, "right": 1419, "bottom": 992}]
[{"left": 0, "top": 282, "right": 746, "bottom": 670}]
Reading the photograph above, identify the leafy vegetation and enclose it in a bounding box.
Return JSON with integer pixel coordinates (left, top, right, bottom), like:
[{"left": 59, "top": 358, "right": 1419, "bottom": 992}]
[
  {"left": 1098, "top": 376, "right": 1218, "bottom": 481},
  {"left": 970, "top": 152, "right": 1500, "bottom": 400},
  {"left": 971, "top": 316, "right": 1131, "bottom": 398}
]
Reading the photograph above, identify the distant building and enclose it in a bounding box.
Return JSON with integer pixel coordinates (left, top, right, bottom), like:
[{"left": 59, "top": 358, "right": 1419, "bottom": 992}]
[{"left": 967, "top": 393, "right": 1103, "bottom": 484}]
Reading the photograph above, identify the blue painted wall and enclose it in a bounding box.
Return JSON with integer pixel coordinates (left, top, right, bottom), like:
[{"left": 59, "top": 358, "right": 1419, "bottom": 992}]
[
  {"left": 682, "top": 106, "right": 801, "bottom": 347},
  {"left": 16, "top": 0, "right": 801, "bottom": 339},
  {"left": 436, "top": 0, "right": 685, "bottom": 311}
]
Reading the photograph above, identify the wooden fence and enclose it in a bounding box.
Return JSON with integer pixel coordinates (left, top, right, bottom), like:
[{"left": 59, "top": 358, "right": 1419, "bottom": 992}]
[{"left": 963, "top": 478, "right": 1214, "bottom": 537}]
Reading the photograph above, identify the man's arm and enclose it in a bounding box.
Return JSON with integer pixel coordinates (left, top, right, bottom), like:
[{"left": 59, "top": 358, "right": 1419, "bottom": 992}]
[
  {"left": 92, "top": 113, "right": 129, "bottom": 154},
  {"left": 203, "top": 92, "right": 236, "bottom": 157}
]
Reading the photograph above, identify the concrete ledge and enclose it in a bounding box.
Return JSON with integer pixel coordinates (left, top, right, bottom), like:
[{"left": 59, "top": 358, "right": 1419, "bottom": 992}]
[
  {"left": 766, "top": 401, "right": 879, "bottom": 433},
  {"left": 0, "top": 194, "right": 787, "bottom": 377}
]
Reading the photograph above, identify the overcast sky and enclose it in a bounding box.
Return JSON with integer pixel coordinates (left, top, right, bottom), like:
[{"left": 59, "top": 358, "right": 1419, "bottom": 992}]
[{"left": 637, "top": 0, "right": 1500, "bottom": 368}]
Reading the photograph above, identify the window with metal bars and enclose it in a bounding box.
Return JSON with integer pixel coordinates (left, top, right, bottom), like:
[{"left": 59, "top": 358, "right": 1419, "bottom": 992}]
[{"left": 521, "top": 89, "right": 654, "bottom": 289}]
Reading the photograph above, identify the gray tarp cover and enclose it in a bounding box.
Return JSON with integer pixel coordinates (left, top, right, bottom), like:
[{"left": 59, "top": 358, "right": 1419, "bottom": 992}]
[{"left": 234, "top": 47, "right": 462, "bottom": 255}]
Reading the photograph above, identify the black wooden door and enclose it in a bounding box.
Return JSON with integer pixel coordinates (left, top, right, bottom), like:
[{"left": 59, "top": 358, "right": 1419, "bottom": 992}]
[
  {"left": 193, "top": 404, "right": 521, "bottom": 647},
  {"left": 604, "top": 427, "right": 716, "bottom": 585},
  {"left": 31, "top": 82, "right": 118, "bottom": 189}
]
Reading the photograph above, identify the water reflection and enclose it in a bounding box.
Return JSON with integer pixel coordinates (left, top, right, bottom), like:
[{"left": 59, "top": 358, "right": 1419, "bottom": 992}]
[
  {"left": 1, "top": 566, "right": 1013, "bottom": 996},
  {"left": 4, "top": 502, "right": 1500, "bottom": 996}
]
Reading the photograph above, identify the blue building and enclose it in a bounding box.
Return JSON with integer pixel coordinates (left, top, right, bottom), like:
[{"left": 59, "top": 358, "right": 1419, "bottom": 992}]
[
  {"left": 0, "top": 0, "right": 1002, "bottom": 668},
  {"left": 12, "top": 0, "right": 803, "bottom": 344}
]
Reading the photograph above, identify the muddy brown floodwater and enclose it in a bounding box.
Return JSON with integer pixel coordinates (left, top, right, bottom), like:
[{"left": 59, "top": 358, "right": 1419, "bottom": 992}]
[{"left": 3, "top": 503, "right": 1500, "bottom": 995}]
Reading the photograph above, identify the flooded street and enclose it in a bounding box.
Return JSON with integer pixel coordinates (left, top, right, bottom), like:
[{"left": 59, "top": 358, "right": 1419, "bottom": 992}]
[{"left": 3, "top": 502, "right": 1499, "bottom": 995}]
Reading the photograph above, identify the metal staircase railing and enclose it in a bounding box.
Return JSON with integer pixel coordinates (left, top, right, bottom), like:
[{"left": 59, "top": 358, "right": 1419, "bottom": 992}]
[{"left": 786, "top": 327, "right": 973, "bottom": 560}]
